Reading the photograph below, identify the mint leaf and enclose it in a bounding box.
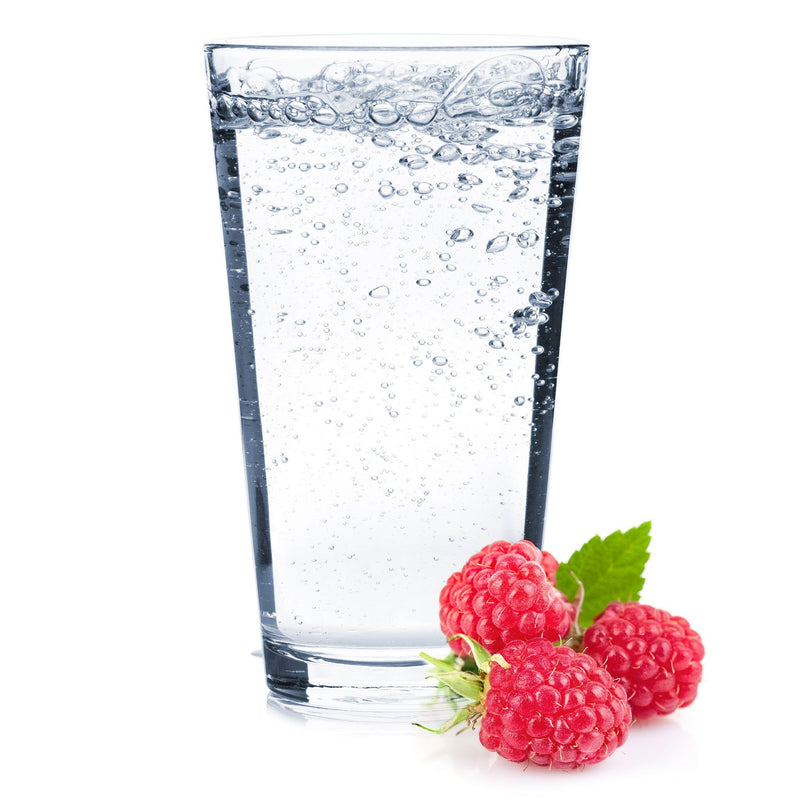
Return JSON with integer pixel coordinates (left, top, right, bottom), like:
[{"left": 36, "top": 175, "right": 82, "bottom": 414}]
[{"left": 555, "top": 521, "right": 651, "bottom": 628}]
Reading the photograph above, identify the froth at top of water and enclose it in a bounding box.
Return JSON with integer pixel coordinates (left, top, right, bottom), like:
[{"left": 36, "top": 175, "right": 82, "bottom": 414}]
[{"left": 209, "top": 51, "right": 586, "bottom": 133}]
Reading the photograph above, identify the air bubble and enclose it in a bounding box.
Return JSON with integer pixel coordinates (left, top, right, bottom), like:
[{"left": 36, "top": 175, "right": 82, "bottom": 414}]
[
  {"left": 370, "top": 102, "right": 400, "bottom": 126},
  {"left": 528, "top": 291, "right": 553, "bottom": 308},
  {"left": 378, "top": 184, "right": 396, "bottom": 198},
  {"left": 486, "top": 234, "right": 509, "bottom": 254},
  {"left": 371, "top": 133, "right": 395, "bottom": 148},
  {"left": 334, "top": 183, "right": 349, "bottom": 193},
  {"left": 471, "top": 203, "right": 493, "bottom": 214},
  {"left": 450, "top": 227, "right": 474, "bottom": 243},
  {"left": 416, "top": 278, "right": 431, "bottom": 286},
  {"left": 407, "top": 102, "right": 437, "bottom": 125},
  {"left": 513, "top": 396, "right": 525, "bottom": 406},
  {"left": 399, "top": 155, "right": 428, "bottom": 170},
  {"left": 488, "top": 81, "right": 525, "bottom": 107},
  {"left": 488, "top": 339, "right": 505, "bottom": 349},
  {"left": 432, "top": 356, "right": 448, "bottom": 366},
  {"left": 369, "top": 285, "right": 390, "bottom": 299},
  {"left": 457, "top": 173, "right": 483, "bottom": 187},
  {"left": 414, "top": 182, "right": 434, "bottom": 195},
  {"left": 432, "top": 144, "right": 462, "bottom": 162}
]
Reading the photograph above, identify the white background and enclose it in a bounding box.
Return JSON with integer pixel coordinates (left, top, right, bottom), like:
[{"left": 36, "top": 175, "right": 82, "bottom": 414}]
[{"left": 2, "top": 1, "right": 797, "bottom": 796}]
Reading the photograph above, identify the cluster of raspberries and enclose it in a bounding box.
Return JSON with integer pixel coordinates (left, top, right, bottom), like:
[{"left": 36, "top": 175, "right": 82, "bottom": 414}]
[{"left": 436, "top": 540, "right": 704, "bottom": 770}]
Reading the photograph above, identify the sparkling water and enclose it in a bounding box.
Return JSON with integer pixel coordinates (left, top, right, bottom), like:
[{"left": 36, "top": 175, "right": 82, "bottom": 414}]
[{"left": 207, "top": 42, "right": 588, "bottom": 714}]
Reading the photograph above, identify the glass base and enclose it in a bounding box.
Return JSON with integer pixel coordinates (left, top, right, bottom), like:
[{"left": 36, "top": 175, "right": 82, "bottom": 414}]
[{"left": 259, "top": 641, "right": 461, "bottom": 724}]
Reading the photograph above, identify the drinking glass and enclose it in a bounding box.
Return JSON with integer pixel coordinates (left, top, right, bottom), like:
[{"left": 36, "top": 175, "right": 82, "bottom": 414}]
[{"left": 205, "top": 35, "right": 589, "bottom": 720}]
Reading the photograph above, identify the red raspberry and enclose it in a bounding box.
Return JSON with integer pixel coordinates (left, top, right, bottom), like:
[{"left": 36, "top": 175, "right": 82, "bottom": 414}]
[
  {"left": 479, "top": 638, "right": 632, "bottom": 769},
  {"left": 439, "top": 540, "right": 575, "bottom": 657},
  {"left": 582, "top": 601, "right": 704, "bottom": 719}
]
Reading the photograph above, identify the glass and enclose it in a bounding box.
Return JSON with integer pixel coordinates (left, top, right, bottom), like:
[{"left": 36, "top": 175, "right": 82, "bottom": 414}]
[{"left": 204, "top": 35, "right": 589, "bottom": 720}]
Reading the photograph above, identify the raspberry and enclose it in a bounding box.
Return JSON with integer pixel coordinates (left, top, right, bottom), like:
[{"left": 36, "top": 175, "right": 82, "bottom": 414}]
[
  {"left": 479, "top": 638, "right": 632, "bottom": 769},
  {"left": 439, "top": 540, "right": 574, "bottom": 657},
  {"left": 582, "top": 601, "right": 704, "bottom": 719}
]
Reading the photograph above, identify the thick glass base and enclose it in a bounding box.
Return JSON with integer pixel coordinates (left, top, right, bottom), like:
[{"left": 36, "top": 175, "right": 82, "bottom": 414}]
[{"left": 261, "top": 641, "right": 460, "bottom": 724}]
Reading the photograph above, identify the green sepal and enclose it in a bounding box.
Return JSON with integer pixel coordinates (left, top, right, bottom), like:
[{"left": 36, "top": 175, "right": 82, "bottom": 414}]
[
  {"left": 419, "top": 650, "right": 485, "bottom": 702},
  {"left": 419, "top": 651, "right": 459, "bottom": 673},
  {"left": 413, "top": 705, "right": 472, "bottom": 735},
  {"left": 446, "top": 634, "right": 494, "bottom": 674},
  {"left": 429, "top": 671, "right": 484, "bottom": 703}
]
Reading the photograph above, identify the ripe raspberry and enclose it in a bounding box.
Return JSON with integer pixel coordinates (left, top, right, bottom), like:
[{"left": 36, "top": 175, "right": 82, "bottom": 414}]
[
  {"left": 479, "top": 638, "right": 632, "bottom": 769},
  {"left": 582, "top": 601, "right": 704, "bottom": 719},
  {"left": 439, "top": 540, "right": 574, "bottom": 657}
]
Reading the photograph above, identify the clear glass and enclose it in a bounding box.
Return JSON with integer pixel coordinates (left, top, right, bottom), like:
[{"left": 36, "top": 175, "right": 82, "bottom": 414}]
[{"left": 205, "top": 36, "right": 589, "bottom": 720}]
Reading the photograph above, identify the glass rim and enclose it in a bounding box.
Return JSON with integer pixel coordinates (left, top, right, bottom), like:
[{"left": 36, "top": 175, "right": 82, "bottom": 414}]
[{"left": 204, "top": 33, "right": 590, "bottom": 51}]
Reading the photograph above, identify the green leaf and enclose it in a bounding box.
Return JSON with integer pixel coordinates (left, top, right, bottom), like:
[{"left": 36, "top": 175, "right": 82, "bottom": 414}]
[{"left": 555, "top": 521, "right": 651, "bottom": 628}]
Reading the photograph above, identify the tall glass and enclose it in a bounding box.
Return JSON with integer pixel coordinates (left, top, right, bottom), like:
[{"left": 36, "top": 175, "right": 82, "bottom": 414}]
[{"left": 205, "top": 35, "right": 589, "bottom": 720}]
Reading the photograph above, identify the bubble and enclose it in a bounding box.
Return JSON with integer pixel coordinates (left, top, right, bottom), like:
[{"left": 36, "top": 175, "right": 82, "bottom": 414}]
[
  {"left": 407, "top": 102, "right": 438, "bottom": 125},
  {"left": 432, "top": 356, "right": 448, "bottom": 366},
  {"left": 513, "top": 166, "right": 537, "bottom": 180},
  {"left": 269, "top": 228, "right": 292, "bottom": 235},
  {"left": 471, "top": 203, "right": 493, "bottom": 214},
  {"left": 352, "top": 160, "right": 366, "bottom": 168},
  {"left": 334, "top": 183, "right": 349, "bottom": 193},
  {"left": 415, "top": 145, "right": 433, "bottom": 155},
  {"left": 370, "top": 102, "right": 400, "bottom": 126},
  {"left": 461, "top": 151, "right": 488, "bottom": 166},
  {"left": 313, "top": 222, "right": 326, "bottom": 230},
  {"left": 495, "top": 167, "right": 513, "bottom": 178},
  {"left": 438, "top": 253, "right": 451, "bottom": 262},
  {"left": 450, "top": 227, "right": 474, "bottom": 243},
  {"left": 554, "top": 137, "right": 581, "bottom": 155},
  {"left": 311, "top": 106, "right": 338, "bottom": 126},
  {"left": 295, "top": 319, "right": 306, "bottom": 325},
  {"left": 369, "top": 285, "right": 390, "bottom": 299},
  {"left": 486, "top": 234, "right": 510, "bottom": 254},
  {"left": 416, "top": 278, "right": 431, "bottom": 286},
  {"left": 508, "top": 186, "right": 529, "bottom": 201},
  {"left": 531, "top": 345, "right": 545, "bottom": 355},
  {"left": 516, "top": 230, "right": 540, "bottom": 248},
  {"left": 371, "top": 133, "right": 395, "bottom": 148},
  {"left": 513, "top": 396, "right": 525, "bottom": 406},
  {"left": 353, "top": 317, "right": 362, "bottom": 324},
  {"left": 432, "top": 144, "right": 462, "bottom": 162},
  {"left": 488, "top": 80, "right": 525, "bottom": 107},
  {"left": 378, "top": 184, "right": 396, "bottom": 198},
  {"left": 488, "top": 339, "right": 505, "bottom": 349},
  {"left": 414, "top": 182, "right": 434, "bottom": 195},
  {"left": 528, "top": 291, "right": 553, "bottom": 308},
  {"left": 553, "top": 114, "right": 579, "bottom": 129},
  {"left": 474, "top": 327, "right": 490, "bottom": 337},
  {"left": 457, "top": 173, "right": 483, "bottom": 186},
  {"left": 547, "top": 197, "right": 563, "bottom": 208},
  {"left": 399, "top": 155, "right": 428, "bottom": 170},
  {"left": 285, "top": 100, "right": 309, "bottom": 122}
]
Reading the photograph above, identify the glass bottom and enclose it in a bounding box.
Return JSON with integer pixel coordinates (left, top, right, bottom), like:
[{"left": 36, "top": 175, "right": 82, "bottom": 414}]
[{"left": 259, "top": 640, "right": 460, "bottom": 724}]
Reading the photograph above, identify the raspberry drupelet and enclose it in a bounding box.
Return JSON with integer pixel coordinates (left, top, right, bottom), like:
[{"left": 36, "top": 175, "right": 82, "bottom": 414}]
[{"left": 439, "top": 540, "right": 575, "bottom": 657}]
